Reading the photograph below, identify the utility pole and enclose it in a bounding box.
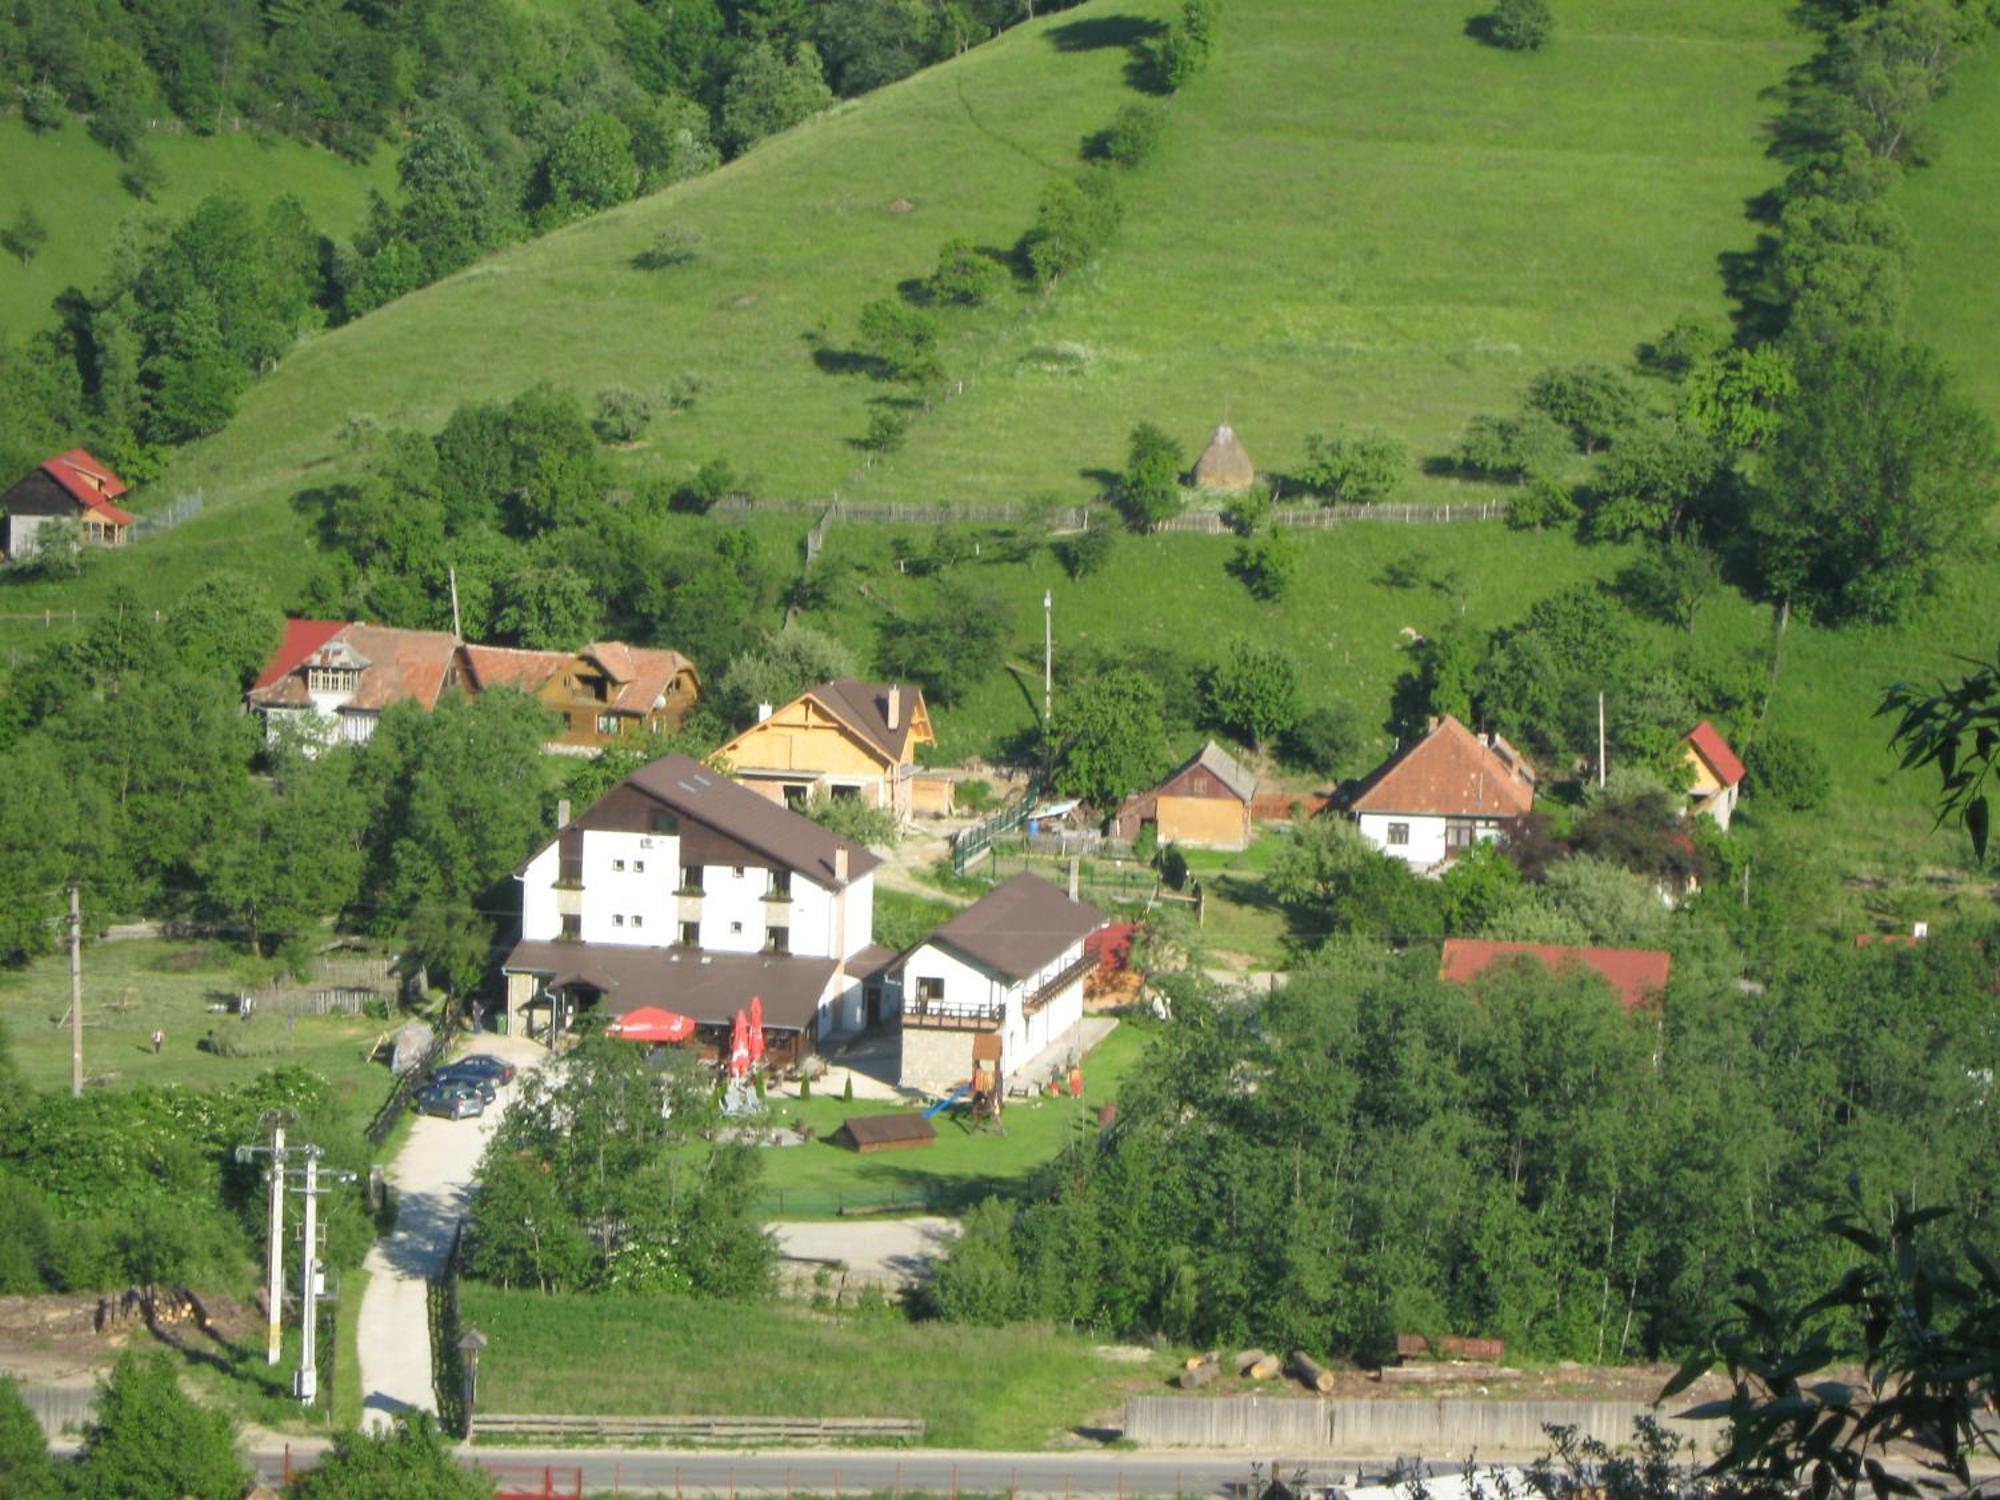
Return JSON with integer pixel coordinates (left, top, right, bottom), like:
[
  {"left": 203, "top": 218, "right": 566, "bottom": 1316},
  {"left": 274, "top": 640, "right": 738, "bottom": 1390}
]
[
  {"left": 448, "top": 566, "right": 462, "bottom": 640},
  {"left": 1597, "top": 693, "right": 1607, "bottom": 788},
  {"left": 1042, "top": 589, "right": 1053, "bottom": 727},
  {"left": 290, "top": 1147, "right": 355, "bottom": 1407},
  {"left": 234, "top": 1119, "right": 293, "bottom": 1367},
  {"left": 68, "top": 884, "right": 82, "bottom": 1098}
]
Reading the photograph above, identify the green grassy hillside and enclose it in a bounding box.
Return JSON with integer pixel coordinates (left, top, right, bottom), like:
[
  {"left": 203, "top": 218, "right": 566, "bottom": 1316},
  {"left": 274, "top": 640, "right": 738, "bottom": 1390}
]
[{"left": 0, "top": 117, "right": 396, "bottom": 337}]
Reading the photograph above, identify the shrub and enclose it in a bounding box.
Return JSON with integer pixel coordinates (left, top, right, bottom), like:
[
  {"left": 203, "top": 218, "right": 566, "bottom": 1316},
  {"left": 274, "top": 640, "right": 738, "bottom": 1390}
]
[
  {"left": 1203, "top": 640, "right": 1301, "bottom": 753},
  {"left": 1488, "top": 0, "right": 1553, "bottom": 51},
  {"left": 594, "top": 385, "right": 658, "bottom": 444},
  {"left": 1745, "top": 732, "right": 1831, "bottom": 812},
  {"left": 635, "top": 223, "right": 704, "bottom": 269},
  {"left": 956, "top": 778, "right": 998, "bottom": 814},
  {"left": 1508, "top": 476, "right": 1580, "bottom": 531},
  {"left": 17, "top": 82, "right": 65, "bottom": 133},
  {"left": 1455, "top": 409, "right": 1570, "bottom": 481},
  {"left": 199, "top": 1019, "right": 293, "bottom": 1059},
  {"left": 1121, "top": 421, "right": 1186, "bottom": 530},
  {"left": 1021, "top": 170, "right": 1122, "bottom": 287},
  {"left": 1052, "top": 521, "right": 1116, "bottom": 579},
  {"left": 1220, "top": 485, "right": 1271, "bottom": 536},
  {"left": 1093, "top": 102, "right": 1166, "bottom": 169},
  {"left": 674, "top": 457, "right": 740, "bottom": 514},
  {"left": 863, "top": 407, "right": 908, "bottom": 454},
  {"left": 928, "top": 239, "right": 1007, "bottom": 307},
  {"left": 1298, "top": 428, "right": 1407, "bottom": 503},
  {"left": 1230, "top": 529, "right": 1296, "bottom": 601},
  {"left": 1281, "top": 702, "right": 1363, "bottom": 777}
]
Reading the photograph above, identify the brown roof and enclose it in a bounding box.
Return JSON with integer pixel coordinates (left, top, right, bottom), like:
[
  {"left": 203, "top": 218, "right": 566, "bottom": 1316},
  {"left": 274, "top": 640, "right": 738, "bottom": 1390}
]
[
  {"left": 583, "top": 753, "right": 881, "bottom": 888},
  {"left": 461, "top": 641, "right": 698, "bottom": 715},
  {"left": 834, "top": 1114, "right": 937, "bottom": 1151},
  {"left": 1438, "top": 939, "right": 1671, "bottom": 1012},
  {"left": 1349, "top": 715, "right": 1536, "bottom": 819},
  {"left": 923, "top": 872, "right": 1103, "bottom": 983},
  {"left": 244, "top": 622, "right": 459, "bottom": 712},
  {"left": 503, "top": 940, "right": 835, "bottom": 1032},
  {"left": 807, "top": 679, "right": 931, "bottom": 762}
]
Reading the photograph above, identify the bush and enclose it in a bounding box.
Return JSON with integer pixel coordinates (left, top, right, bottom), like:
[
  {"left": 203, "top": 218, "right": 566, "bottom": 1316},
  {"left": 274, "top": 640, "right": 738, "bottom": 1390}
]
[
  {"left": 1298, "top": 429, "right": 1407, "bottom": 503},
  {"left": 862, "top": 407, "right": 908, "bottom": 454},
  {"left": 199, "top": 1019, "right": 294, "bottom": 1059},
  {"left": 635, "top": 224, "right": 704, "bottom": 269},
  {"left": 1092, "top": 102, "right": 1167, "bottom": 168},
  {"left": 1745, "top": 732, "right": 1831, "bottom": 812},
  {"left": 1220, "top": 485, "right": 1271, "bottom": 536},
  {"left": 1052, "top": 521, "right": 1116, "bottom": 579},
  {"left": 1120, "top": 421, "right": 1186, "bottom": 530},
  {"left": 1281, "top": 702, "right": 1363, "bottom": 777},
  {"left": 1455, "top": 409, "right": 1570, "bottom": 481},
  {"left": 673, "top": 457, "right": 740, "bottom": 514},
  {"left": 594, "top": 385, "right": 658, "bottom": 444},
  {"left": 17, "top": 82, "right": 65, "bottom": 133},
  {"left": 804, "top": 791, "right": 899, "bottom": 847},
  {"left": 1508, "top": 475, "right": 1580, "bottom": 531},
  {"left": 858, "top": 299, "right": 944, "bottom": 386},
  {"left": 1020, "top": 170, "right": 1122, "bottom": 287},
  {"left": 1488, "top": 0, "right": 1553, "bottom": 51},
  {"left": 928, "top": 239, "right": 1007, "bottom": 307},
  {"left": 876, "top": 591, "right": 1008, "bottom": 705},
  {"left": 1230, "top": 529, "right": 1296, "bottom": 601}
]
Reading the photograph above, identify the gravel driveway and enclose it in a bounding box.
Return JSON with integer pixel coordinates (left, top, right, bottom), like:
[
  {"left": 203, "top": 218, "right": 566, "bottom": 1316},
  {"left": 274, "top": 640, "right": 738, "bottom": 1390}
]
[
  {"left": 769, "top": 1216, "right": 960, "bottom": 1285},
  {"left": 356, "top": 1035, "right": 545, "bottom": 1433}
]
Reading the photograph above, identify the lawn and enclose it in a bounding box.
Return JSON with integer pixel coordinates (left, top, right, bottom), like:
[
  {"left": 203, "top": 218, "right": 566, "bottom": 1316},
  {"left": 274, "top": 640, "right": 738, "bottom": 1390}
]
[
  {"left": 750, "top": 1018, "right": 1149, "bottom": 1218},
  {"left": 456, "top": 1290, "right": 1176, "bottom": 1447},
  {"left": 0, "top": 938, "right": 401, "bottom": 1136},
  {"left": 0, "top": 116, "right": 397, "bottom": 338}
]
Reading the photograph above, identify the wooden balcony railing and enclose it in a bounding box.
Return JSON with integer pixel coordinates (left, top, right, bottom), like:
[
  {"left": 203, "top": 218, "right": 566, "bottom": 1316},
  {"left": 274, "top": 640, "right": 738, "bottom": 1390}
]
[
  {"left": 1023, "top": 951, "right": 1095, "bottom": 1016},
  {"left": 900, "top": 997, "right": 1004, "bottom": 1032}
]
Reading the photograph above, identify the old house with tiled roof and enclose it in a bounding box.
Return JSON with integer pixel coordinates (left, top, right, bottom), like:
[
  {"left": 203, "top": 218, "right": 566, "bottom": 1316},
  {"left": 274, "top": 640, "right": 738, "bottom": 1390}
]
[
  {"left": 503, "top": 753, "right": 892, "bottom": 1063},
  {"left": 1682, "top": 720, "right": 1745, "bottom": 830},
  {"left": 1439, "top": 938, "right": 1672, "bottom": 1012},
  {"left": 1345, "top": 714, "right": 1536, "bottom": 870},
  {"left": 2, "top": 449, "right": 135, "bottom": 557},
  {"left": 1112, "top": 740, "right": 1258, "bottom": 849},
  {"left": 715, "top": 678, "right": 952, "bottom": 820},
  {"left": 248, "top": 620, "right": 701, "bottom": 755},
  {"left": 894, "top": 872, "right": 1104, "bottom": 1093}
]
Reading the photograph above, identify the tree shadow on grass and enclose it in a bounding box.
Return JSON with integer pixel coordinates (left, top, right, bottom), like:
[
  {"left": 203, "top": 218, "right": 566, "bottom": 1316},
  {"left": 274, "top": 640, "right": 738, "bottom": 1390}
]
[
  {"left": 811, "top": 345, "right": 894, "bottom": 379},
  {"left": 1044, "top": 14, "right": 1162, "bottom": 52}
]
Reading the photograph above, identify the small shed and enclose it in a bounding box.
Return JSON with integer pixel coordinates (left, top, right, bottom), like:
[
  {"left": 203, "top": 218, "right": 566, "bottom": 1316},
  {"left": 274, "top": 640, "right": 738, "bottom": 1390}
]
[
  {"left": 832, "top": 1113, "right": 937, "bottom": 1153},
  {"left": 1114, "top": 740, "right": 1257, "bottom": 848},
  {"left": 1191, "top": 424, "right": 1255, "bottom": 493}
]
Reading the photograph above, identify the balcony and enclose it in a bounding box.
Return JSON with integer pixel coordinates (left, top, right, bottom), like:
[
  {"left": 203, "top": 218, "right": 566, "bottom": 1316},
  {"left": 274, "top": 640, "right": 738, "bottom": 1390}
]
[
  {"left": 555, "top": 887, "right": 583, "bottom": 919},
  {"left": 1022, "top": 952, "right": 1096, "bottom": 1017},
  {"left": 676, "top": 893, "right": 704, "bottom": 924},
  {"left": 901, "top": 997, "right": 1004, "bottom": 1032}
]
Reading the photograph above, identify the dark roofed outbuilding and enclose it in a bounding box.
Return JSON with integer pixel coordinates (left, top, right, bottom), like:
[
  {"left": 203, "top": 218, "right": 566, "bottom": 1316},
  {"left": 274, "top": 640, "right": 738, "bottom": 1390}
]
[{"left": 832, "top": 1113, "right": 937, "bottom": 1153}]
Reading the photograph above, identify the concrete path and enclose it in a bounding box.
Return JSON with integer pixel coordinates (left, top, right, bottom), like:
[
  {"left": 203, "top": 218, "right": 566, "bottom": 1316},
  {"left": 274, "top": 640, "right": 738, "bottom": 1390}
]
[
  {"left": 356, "top": 1033, "right": 545, "bottom": 1433},
  {"left": 768, "top": 1216, "right": 959, "bottom": 1284}
]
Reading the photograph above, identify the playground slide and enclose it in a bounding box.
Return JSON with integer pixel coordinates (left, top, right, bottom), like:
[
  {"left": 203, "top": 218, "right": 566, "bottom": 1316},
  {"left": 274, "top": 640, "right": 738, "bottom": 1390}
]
[{"left": 923, "top": 1083, "right": 971, "bottom": 1119}]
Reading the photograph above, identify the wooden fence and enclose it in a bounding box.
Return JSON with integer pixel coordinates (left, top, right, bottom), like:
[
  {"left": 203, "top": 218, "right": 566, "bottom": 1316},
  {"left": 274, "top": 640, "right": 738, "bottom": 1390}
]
[
  {"left": 241, "top": 953, "right": 397, "bottom": 1018},
  {"left": 712, "top": 495, "right": 1505, "bottom": 531},
  {"left": 472, "top": 1413, "right": 925, "bottom": 1444},
  {"left": 365, "top": 1015, "right": 457, "bottom": 1146},
  {"left": 1123, "top": 1395, "right": 1725, "bottom": 1454}
]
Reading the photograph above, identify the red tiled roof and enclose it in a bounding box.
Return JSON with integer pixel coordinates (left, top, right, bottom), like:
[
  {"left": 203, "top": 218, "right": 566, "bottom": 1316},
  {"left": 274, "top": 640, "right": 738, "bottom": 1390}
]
[
  {"left": 1350, "top": 715, "right": 1536, "bottom": 819},
  {"left": 1086, "top": 922, "right": 1138, "bottom": 972},
  {"left": 252, "top": 619, "right": 348, "bottom": 691},
  {"left": 1684, "top": 721, "right": 1745, "bottom": 788},
  {"left": 40, "top": 449, "right": 135, "bottom": 526},
  {"left": 1439, "top": 938, "right": 1672, "bottom": 1012},
  {"left": 461, "top": 641, "right": 698, "bottom": 715}
]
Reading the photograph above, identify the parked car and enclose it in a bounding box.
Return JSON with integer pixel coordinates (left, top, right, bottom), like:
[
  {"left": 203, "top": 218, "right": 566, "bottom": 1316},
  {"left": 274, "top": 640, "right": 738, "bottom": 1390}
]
[
  {"left": 428, "top": 1067, "right": 497, "bottom": 1104},
  {"left": 446, "top": 1054, "right": 517, "bottom": 1085},
  {"left": 416, "top": 1082, "right": 485, "bottom": 1120}
]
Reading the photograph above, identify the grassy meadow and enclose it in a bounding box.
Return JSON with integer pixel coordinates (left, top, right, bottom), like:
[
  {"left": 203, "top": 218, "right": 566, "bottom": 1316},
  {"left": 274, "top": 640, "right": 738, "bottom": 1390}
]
[
  {"left": 457, "top": 1290, "right": 1176, "bottom": 1446},
  {"left": 0, "top": 116, "right": 396, "bottom": 337}
]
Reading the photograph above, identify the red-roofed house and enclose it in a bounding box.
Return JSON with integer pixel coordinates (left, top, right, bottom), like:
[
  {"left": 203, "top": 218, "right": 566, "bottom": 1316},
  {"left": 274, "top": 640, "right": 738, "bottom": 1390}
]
[
  {"left": 1345, "top": 715, "right": 1536, "bottom": 871},
  {"left": 2, "top": 449, "right": 135, "bottom": 557},
  {"left": 249, "top": 620, "right": 702, "bottom": 755},
  {"left": 1439, "top": 938, "right": 1672, "bottom": 1011},
  {"left": 1682, "top": 721, "right": 1746, "bottom": 829}
]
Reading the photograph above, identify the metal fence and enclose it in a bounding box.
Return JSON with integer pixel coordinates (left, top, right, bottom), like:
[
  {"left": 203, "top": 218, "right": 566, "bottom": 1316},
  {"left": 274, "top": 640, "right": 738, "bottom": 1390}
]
[
  {"left": 131, "top": 490, "right": 203, "bottom": 538},
  {"left": 949, "top": 787, "right": 1041, "bottom": 873}
]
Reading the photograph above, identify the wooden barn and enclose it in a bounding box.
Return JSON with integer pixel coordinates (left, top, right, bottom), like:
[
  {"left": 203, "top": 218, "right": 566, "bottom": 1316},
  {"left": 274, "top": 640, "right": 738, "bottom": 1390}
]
[
  {"left": 1, "top": 449, "right": 134, "bottom": 558},
  {"left": 1113, "top": 740, "right": 1257, "bottom": 849},
  {"left": 832, "top": 1114, "right": 937, "bottom": 1154}
]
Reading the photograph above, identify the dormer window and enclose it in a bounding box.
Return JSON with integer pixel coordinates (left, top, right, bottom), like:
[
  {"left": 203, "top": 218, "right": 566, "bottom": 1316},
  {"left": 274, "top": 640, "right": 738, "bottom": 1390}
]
[{"left": 308, "top": 667, "right": 358, "bottom": 694}]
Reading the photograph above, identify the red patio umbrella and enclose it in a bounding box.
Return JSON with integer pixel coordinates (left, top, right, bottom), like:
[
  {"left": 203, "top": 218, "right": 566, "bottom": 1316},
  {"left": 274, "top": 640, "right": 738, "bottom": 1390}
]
[
  {"left": 747, "top": 995, "right": 765, "bottom": 1065},
  {"left": 607, "top": 1006, "right": 697, "bottom": 1044},
  {"left": 727, "top": 1008, "right": 751, "bottom": 1078}
]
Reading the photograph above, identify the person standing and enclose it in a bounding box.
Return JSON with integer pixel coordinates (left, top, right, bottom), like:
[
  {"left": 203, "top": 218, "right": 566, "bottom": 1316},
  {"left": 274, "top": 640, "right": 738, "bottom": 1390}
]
[{"left": 150, "top": 1028, "right": 164, "bottom": 1055}]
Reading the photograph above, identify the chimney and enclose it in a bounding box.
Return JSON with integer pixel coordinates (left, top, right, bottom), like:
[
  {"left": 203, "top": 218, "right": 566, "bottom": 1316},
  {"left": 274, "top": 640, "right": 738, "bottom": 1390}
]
[
  {"left": 1914, "top": 920, "right": 1929, "bottom": 940},
  {"left": 556, "top": 798, "right": 571, "bottom": 830},
  {"left": 1426, "top": 715, "right": 1439, "bottom": 734},
  {"left": 834, "top": 846, "right": 849, "bottom": 884},
  {"left": 886, "top": 684, "right": 901, "bottom": 732},
  {"left": 757, "top": 702, "right": 774, "bottom": 723}
]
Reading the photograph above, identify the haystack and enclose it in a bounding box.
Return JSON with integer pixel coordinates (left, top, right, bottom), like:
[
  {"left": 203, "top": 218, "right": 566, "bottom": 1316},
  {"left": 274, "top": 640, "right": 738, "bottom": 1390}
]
[{"left": 1192, "top": 424, "right": 1255, "bottom": 493}]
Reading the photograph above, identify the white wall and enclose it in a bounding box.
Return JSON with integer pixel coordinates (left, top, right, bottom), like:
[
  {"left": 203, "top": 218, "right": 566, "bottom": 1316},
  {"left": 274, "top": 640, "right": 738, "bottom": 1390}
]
[
  {"left": 900, "top": 936, "right": 1088, "bottom": 1080},
  {"left": 842, "top": 876, "right": 874, "bottom": 959},
  {"left": 1357, "top": 812, "right": 1448, "bottom": 867},
  {"left": 580, "top": 829, "right": 680, "bottom": 945},
  {"left": 521, "top": 844, "right": 561, "bottom": 942}
]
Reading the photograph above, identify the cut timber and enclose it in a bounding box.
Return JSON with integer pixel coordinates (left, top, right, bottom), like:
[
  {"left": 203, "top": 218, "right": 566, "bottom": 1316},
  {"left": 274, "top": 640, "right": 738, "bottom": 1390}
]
[
  {"left": 1184, "top": 1351, "right": 1220, "bottom": 1371},
  {"left": 1377, "top": 1361, "right": 1513, "bottom": 1386},
  {"left": 1288, "top": 1349, "right": 1337, "bottom": 1394},
  {"left": 1247, "top": 1355, "right": 1282, "bottom": 1381},
  {"left": 1233, "top": 1348, "right": 1269, "bottom": 1375},
  {"left": 1177, "top": 1361, "right": 1219, "bottom": 1390}
]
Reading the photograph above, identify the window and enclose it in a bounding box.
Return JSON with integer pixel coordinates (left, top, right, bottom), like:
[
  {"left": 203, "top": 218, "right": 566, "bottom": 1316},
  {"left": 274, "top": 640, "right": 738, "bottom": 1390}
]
[
  {"left": 732, "top": 865, "right": 746, "bottom": 879},
  {"left": 1446, "top": 818, "right": 1476, "bottom": 850},
  {"left": 729, "top": 921, "right": 743, "bottom": 936},
  {"left": 680, "top": 865, "right": 703, "bottom": 892},
  {"left": 612, "top": 859, "right": 625, "bottom": 872},
  {"left": 830, "top": 785, "right": 860, "bottom": 803},
  {"left": 633, "top": 859, "right": 645, "bottom": 874},
  {"left": 765, "top": 926, "right": 789, "bottom": 956},
  {"left": 1387, "top": 823, "right": 1410, "bottom": 846},
  {"left": 917, "top": 977, "right": 945, "bottom": 1003},
  {"left": 679, "top": 921, "right": 698, "bottom": 946},
  {"left": 307, "top": 667, "right": 358, "bottom": 695},
  {"left": 597, "top": 714, "right": 621, "bottom": 736},
  {"left": 612, "top": 914, "right": 625, "bottom": 927},
  {"left": 650, "top": 810, "right": 679, "bottom": 835},
  {"left": 631, "top": 914, "right": 644, "bottom": 929},
  {"left": 560, "top": 913, "right": 581, "bottom": 941}
]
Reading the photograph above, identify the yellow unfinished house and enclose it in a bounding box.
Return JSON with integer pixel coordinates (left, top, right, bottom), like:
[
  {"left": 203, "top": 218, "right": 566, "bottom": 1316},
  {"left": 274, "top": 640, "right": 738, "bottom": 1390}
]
[{"left": 715, "top": 679, "right": 955, "bottom": 821}]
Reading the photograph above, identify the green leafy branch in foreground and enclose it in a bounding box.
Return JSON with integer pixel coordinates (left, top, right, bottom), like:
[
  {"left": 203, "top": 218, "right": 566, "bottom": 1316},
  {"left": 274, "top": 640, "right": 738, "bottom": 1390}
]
[{"left": 1880, "top": 644, "right": 2000, "bottom": 864}]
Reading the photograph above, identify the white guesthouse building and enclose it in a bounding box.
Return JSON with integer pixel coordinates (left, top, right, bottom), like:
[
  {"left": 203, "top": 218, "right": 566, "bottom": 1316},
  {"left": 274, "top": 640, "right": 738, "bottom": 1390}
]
[{"left": 1347, "top": 714, "right": 1537, "bottom": 872}]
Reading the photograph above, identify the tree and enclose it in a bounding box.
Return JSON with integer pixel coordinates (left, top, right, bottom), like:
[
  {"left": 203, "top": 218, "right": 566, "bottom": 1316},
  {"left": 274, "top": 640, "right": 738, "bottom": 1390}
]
[
  {"left": 3, "top": 207, "right": 47, "bottom": 268},
  {"left": 1280, "top": 701, "right": 1362, "bottom": 777},
  {"left": 1679, "top": 345, "right": 1796, "bottom": 452},
  {"left": 719, "top": 41, "right": 833, "bottom": 155},
  {"left": 70, "top": 1352, "right": 250, "bottom": 1500},
  {"left": 1203, "top": 641, "right": 1300, "bottom": 753},
  {"left": 1772, "top": 194, "right": 1912, "bottom": 342},
  {"left": 1744, "top": 731, "right": 1830, "bottom": 812},
  {"left": 1093, "top": 102, "right": 1166, "bottom": 169},
  {"left": 1616, "top": 536, "right": 1721, "bottom": 634},
  {"left": 1750, "top": 333, "right": 1997, "bottom": 624},
  {"left": 1880, "top": 645, "right": 2000, "bottom": 864},
  {"left": 493, "top": 562, "right": 602, "bottom": 649},
  {"left": 1486, "top": 0, "right": 1553, "bottom": 50},
  {"left": 120, "top": 148, "right": 167, "bottom": 202},
  {"left": 164, "top": 572, "right": 282, "bottom": 687},
  {"left": 1298, "top": 428, "right": 1407, "bottom": 503},
  {"left": 540, "top": 112, "right": 639, "bottom": 225},
  {"left": 1230, "top": 528, "right": 1297, "bottom": 601},
  {"left": 1527, "top": 363, "right": 1638, "bottom": 454},
  {"left": 716, "top": 624, "right": 858, "bottom": 725},
  {"left": 815, "top": 0, "right": 946, "bottom": 95},
  {"left": 1589, "top": 420, "right": 1725, "bottom": 542},
  {"left": 0, "top": 1376, "right": 59, "bottom": 1499},
  {"left": 857, "top": 299, "right": 943, "bottom": 385},
  {"left": 1508, "top": 475, "right": 1579, "bottom": 532},
  {"left": 1456, "top": 409, "right": 1570, "bottom": 481},
  {"left": 397, "top": 112, "right": 499, "bottom": 279},
  {"left": 1050, "top": 670, "right": 1168, "bottom": 809},
  {"left": 928, "top": 238, "right": 1007, "bottom": 306},
  {"left": 1051, "top": 520, "right": 1115, "bottom": 579},
  {"left": 593, "top": 385, "right": 658, "bottom": 444},
  {"left": 291, "top": 1412, "right": 494, "bottom": 1499},
  {"left": 1121, "top": 421, "right": 1185, "bottom": 530},
  {"left": 876, "top": 590, "right": 1007, "bottom": 705},
  {"left": 1020, "top": 171, "right": 1121, "bottom": 287}
]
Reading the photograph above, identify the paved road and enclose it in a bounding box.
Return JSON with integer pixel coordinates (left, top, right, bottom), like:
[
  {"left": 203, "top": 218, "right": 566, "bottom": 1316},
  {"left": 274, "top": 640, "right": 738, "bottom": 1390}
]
[
  {"left": 252, "top": 1443, "right": 1420, "bottom": 1496},
  {"left": 355, "top": 1035, "right": 546, "bottom": 1434}
]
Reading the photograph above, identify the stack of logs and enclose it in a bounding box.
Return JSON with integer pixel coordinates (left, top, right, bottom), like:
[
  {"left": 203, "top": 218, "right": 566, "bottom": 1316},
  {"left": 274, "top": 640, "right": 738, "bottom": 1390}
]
[
  {"left": 94, "top": 1286, "right": 209, "bottom": 1337},
  {"left": 1176, "top": 1347, "right": 1333, "bottom": 1391}
]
